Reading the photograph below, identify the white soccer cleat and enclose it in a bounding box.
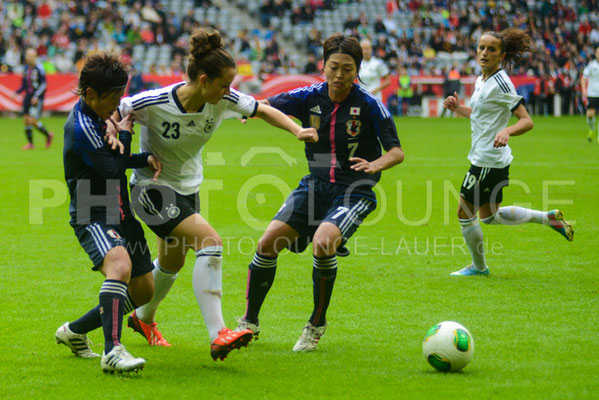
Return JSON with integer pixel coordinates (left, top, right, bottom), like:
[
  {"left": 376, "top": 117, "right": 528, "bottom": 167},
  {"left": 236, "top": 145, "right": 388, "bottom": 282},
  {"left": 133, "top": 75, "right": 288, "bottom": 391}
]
[
  {"left": 55, "top": 322, "right": 100, "bottom": 359},
  {"left": 293, "top": 322, "right": 327, "bottom": 352},
  {"left": 101, "top": 345, "right": 146, "bottom": 373},
  {"left": 234, "top": 317, "right": 260, "bottom": 340}
]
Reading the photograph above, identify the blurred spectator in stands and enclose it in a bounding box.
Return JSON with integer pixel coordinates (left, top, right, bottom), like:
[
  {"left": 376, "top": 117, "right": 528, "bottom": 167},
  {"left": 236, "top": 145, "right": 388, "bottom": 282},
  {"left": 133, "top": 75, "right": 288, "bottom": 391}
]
[
  {"left": 396, "top": 66, "right": 413, "bottom": 116},
  {"left": 3, "top": 36, "right": 22, "bottom": 72},
  {"left": 304, "top": 53, "right": 319, "bottom": 74},
  {"left": 359, "top": 39, "right": 390, "bottom": 101},
  {"left": 307, "top": 27, "right": 322, "bottom": 55},
  {"left": 54, "top": 49, "right": 74, "bottom": 73},
  {"left": 556, "top": 68, "right": 574, "bottom": 115},
  {"left": 440, "top": 65, "right": 461, "bottom": 117}
]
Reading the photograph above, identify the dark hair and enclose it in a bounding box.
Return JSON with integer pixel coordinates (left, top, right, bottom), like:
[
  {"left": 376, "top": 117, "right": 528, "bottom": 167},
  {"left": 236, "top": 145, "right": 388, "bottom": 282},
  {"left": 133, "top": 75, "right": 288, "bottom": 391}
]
[
  {"left": 187, "top": 27, "right": 236, "bottom": 81},
  {"left": 322, "top": 33, "right": 363, "bottom": 72},
  {"left": 482, "top": 28, "right": 533, "bottom": 71},
  {"left": 76, "top": 52, "right": 128, "bottom": 97}
]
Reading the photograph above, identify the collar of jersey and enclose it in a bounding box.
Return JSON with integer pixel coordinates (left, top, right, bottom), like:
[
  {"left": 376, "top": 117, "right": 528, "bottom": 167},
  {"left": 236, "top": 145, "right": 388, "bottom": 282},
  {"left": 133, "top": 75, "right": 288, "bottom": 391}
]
[{"left": 172, "top": 83, "right": 205, "bottom": 114}]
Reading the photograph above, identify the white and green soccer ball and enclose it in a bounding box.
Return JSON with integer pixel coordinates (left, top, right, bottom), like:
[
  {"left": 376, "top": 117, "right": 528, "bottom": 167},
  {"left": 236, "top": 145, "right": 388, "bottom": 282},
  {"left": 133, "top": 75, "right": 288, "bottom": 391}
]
[{"left": 423, "top": 321, "right": 474, "bottom": 372}]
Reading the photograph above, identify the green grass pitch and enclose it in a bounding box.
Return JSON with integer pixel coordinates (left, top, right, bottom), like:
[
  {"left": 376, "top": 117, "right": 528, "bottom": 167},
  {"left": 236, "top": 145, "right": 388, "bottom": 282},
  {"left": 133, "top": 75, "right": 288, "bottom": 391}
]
[{"left": 0, "top": 114, "right": 597, "bottom": 399}]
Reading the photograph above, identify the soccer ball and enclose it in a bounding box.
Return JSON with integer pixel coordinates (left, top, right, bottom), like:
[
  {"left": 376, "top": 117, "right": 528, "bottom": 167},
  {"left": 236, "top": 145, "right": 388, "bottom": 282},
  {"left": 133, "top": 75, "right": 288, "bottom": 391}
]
[{"left": 423, "top": 321, "right": 474, "bottom": 372}]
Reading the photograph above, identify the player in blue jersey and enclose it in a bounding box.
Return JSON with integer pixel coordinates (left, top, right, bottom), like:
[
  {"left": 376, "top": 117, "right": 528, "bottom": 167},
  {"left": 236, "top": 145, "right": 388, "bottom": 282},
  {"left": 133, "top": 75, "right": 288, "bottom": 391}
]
[
  {"left": 55, "top": 52, "right": 161, "bottom": 373},
  {"left": 442, "top": 28, "right": 573, "bottom": 277},
  {"left": 13, "top": 48, "right": 54, "bottom": 150},
  {"left": 235, "top": 33, "right": 404, "bottom": 352}
]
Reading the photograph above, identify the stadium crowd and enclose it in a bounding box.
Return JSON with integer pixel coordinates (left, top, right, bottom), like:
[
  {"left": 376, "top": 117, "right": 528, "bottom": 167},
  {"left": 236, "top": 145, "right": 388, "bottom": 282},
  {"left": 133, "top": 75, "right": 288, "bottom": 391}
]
[{"left": 1, "top": 0, "right": 599, "bottom": 114}]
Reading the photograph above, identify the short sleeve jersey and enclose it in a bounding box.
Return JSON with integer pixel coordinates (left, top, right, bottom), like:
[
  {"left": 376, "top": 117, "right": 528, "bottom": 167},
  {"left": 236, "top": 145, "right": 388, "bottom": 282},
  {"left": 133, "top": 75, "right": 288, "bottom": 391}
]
[
  {"left": 118, "top": 83, "right": 258, "bottom": 195},
  {"left": 468, "top": 69, "right": 523, "bottom": 169},
  {"left": 268, "top": 82, "right": 401, "bottom": 188},
  {"left": 358, "top": 57, "right": 390, "bottom": 100},
  {"left": 583, "top": 60, "right": 599, "bottom": 97}
]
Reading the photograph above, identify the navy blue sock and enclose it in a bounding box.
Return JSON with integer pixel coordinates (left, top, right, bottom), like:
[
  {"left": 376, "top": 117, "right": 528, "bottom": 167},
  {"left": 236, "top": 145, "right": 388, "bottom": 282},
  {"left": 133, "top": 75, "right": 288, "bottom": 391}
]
[
  {"left": 25, "top": 126, "right": 33, "bottom": 143},
  {"left": 70, "top": 305, "right": 101, "bottom": 334},
  {"left": 35, "top": 122, "right": 49, "bottom": 136},
  {"left": 99, "top": 280, "right": 128, "bottom": 353},
  {"left": 244, "top": 253, "right": 277, "bottom": 324},
  {"left": 70, "top": 290, "right": 137, "bottom": 335},
  {"left": 309, "top": 255, "right": 337, "bottom": 327}
]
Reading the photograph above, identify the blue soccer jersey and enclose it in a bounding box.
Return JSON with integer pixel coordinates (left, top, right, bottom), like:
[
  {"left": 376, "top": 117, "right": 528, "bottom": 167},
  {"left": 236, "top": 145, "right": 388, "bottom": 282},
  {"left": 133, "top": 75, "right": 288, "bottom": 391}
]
[
  {"left": 63, "top": 99, "right": 150, "bottom": 225},
  {"left": 268, "top": 82, "right": 401, "bottom": 188}
]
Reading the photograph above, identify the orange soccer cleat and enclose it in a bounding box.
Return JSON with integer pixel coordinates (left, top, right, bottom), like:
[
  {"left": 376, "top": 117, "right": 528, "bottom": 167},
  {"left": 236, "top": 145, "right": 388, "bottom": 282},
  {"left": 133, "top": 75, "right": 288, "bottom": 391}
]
[
  {"left": 127, "top": 310, "right": 172, "bottom": 347},
  {"left": 210, "top": 328, "right": 253, "bottom": 361}
]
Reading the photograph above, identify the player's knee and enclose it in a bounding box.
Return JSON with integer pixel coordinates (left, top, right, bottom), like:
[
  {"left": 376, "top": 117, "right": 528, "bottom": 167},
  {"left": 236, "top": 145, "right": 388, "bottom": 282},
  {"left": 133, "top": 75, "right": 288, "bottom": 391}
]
[
  {"left": 312, "top": 236, "right": 339, "bottom": 257},
  {"left": 480, "top": 214, "right": 498, "bottom": 225},
  {"left": 257, "top": 235, "right": 278, "bottom": 256},
  {"left": 102, "top": 248, "right": 132, "bottom": 281}
]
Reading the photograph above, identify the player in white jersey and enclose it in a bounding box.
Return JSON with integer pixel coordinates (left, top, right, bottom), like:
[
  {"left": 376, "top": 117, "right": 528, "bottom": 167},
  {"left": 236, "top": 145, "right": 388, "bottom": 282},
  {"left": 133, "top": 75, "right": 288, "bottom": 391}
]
[
  {"left": 581, "top": 47, "right": 599, "bottom": 142},
  {"left": 443, "top": 28, "right": 573, "bottom": 277},
  {"left": 114, "top": 28, "right": 318, "bottom": 360},
  {"left": 359, "top": 39, "right": 390, "bottom": 101}
]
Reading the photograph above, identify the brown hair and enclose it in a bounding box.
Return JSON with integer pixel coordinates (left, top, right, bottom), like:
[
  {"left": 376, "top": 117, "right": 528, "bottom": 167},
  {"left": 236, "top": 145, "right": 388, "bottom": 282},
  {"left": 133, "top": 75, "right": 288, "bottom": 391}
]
[
  {"left": 322, "top": 33, "right": 363, "bottom": 72},
  {"left": 482, "top": 28, "right": 533, "bottom": 71},
  {"left": 76, "top": 52, "right": 128, "bottom": 97},
  {"left": 187, "top": 27, "right": 236, "bottom": 81}
]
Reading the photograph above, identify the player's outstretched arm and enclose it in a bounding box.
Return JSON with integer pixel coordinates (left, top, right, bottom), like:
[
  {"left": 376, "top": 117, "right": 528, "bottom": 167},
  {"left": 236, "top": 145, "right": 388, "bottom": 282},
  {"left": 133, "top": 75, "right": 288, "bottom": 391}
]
[
  {"left": 255, "top": 102, "right": 318, "bottom": 143},
  {"left": 350, "top": 146, "right": 404, "bottom": 174}
]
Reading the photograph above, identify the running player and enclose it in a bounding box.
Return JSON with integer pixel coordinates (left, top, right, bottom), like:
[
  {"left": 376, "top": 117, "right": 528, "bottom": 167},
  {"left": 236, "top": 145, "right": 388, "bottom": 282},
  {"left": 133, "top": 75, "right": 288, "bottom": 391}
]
[
  {"left": 235, "top": 33, "right": 404, "bottom": 352},
  {"left": 582, "top": 47, "right": 599, "bottom": 142},
  {"left": 13, "top": 48, "right": 54, "bottom": 150},
  {"left": 442, "top": 28, "right": 574, "bottom": 277},
  {"left": 56, "top": 52, "right": 161, "bottom": 373},
  {"left": 114, "top": 27, "right": 318, "bottom": 360}
]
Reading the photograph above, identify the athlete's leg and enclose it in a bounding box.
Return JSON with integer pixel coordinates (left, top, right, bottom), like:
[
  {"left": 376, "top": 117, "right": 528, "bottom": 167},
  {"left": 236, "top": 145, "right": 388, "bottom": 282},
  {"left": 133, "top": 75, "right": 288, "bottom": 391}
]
[
  {"left": 586, "top": 107, "right": 596, "bottom": 141},
  {"left": 97, "top": 246, "right": 132, "bottom": 354},
  {"left": 168, "top": 213, "right": 225, "bottom": 341},
  {"left": 457, "top": 198, "right": 488, "bottom": 272},
  {"left": 479, "top": 204, "right": 573, "bottom": 241},
  {"left": 242, "top": 220, "right": 300, "bottom": 325},
  {"left": 134, "top": 236, "right": 184, "bottom": 324},
  {"left": 23, "top": 114, "right": 34, "bottom": 149}
]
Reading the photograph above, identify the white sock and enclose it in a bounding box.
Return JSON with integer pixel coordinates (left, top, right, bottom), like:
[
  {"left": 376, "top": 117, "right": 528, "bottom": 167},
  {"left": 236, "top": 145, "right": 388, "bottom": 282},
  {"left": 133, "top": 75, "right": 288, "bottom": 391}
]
[
  {"left": 482, "top": 206, "right": 547, "bottom": 225},
  {"left": 460, "top": 217, "right": 487, "bottom": 271},
  {"left": 193, "top": 246, "right": 225, "bottom": 342},
  {"left": 136, "top": 259, "right": 178, "bottom": 323}
]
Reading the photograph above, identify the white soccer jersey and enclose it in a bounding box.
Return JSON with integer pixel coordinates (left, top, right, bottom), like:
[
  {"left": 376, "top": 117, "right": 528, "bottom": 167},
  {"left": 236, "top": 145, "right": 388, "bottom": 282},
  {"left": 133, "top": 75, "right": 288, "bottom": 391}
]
[
  {"left": 583, "top": 60, "right": 599, "bottom": 97},
  {"left": 359, "top": 57, "right": 390, "bottom": 100},
  {"left": 467, "top": 69, "right": 523, "bottom": 168},
  {"left": 118, "top": 83, "right": 258, "bottom": 195}
]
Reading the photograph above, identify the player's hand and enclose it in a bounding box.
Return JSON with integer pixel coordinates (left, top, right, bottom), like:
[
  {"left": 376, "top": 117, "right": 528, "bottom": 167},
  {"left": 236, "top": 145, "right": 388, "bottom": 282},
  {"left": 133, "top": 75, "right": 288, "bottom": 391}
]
[
  {"left": 104, "top": 134, "right": 125, "bottom": 154},
  {"left": 109, "top": 114, "right": 135, "bottom": 134},
  {"left": 443, "top": 91, "right": 460, "bottom": 112},
  {"left": 297, "top": 127, "right": 318, "bottom": 143},
  {"left": 350, "top": 157, "right": 378, "bottom": 174},
  {"left": 493, "top": 130, "right": 510, "bottom": 147},
  {"left": 147, "top": 154, "right": 162, "bottom": 181}
]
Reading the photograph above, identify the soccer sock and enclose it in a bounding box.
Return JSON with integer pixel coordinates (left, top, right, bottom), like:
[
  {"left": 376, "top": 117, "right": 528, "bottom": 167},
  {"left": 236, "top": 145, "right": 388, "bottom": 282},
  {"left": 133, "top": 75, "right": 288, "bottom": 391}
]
[
  {"left": 136, "top": 259, "right": 178, "bottom": 323},
  {"left": 309, "top": 255, "right": 337, "bottom": 327},
  {"left": 99, "top": 279, "right": 127, "bottom": 353},
  {"left": 244, "top": 253, "right": 277, "bottom": 324},
  {"left": 192, "top": 246, "right": 226, "bottom": 342},
  {"left": 460, "top": 217, "right": 487, "bottom": 271},
  {"left": 69, "top": 305, "right": 101, "bottom": 334},
  {"left": 36, "top": 121, "right": 49, "bottom": 136},
  {"left": 25, "top": 125, "right": 33, "bottom": 144},
  {"left": 482, "top": 206, "right": 548, "bottom": 225},
  {"left": 591, "top": 116, "right": 596, "bottom": 131},
  {"left": 70, "top": 291, "right": 136, "bottom": 334}
]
